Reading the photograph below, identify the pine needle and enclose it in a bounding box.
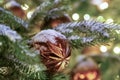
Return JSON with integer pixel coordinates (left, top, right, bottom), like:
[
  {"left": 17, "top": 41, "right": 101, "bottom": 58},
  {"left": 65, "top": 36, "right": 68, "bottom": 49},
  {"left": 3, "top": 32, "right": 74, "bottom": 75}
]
[{"left": 55, "top": 20, "right": 120, "bottom": 48}]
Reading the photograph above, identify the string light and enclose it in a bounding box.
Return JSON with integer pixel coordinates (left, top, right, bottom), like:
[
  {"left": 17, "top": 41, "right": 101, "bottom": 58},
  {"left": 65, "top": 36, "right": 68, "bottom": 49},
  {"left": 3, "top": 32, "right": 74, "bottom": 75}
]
[
  {"left": 79, "top": 74, "right": 85, "bottom": 79},
  {"left": 91, "top": 0, "right": 109, "bottom": 11},
  {"left": 99, "top": 2, "right": 109, "bottom": 10},
  {"left": 113, "top": 47, "right": 120, "bottom": 54},
  {"left": 84, "top": 14, "right": 90, "bottom": 20},
  {"left": 86, "top": 71, "right": 97, "bottom": 80},
  {"left": 100, "top": 45, "right": 107, "bottom": 52},
  {"left": 21, "top": 4, "right": 29, "bottom": 10},
  {"left": 97, "top": 16, "right": 105, "bottom": 21},
  {"left": 116, "top": 75, "right": 120, "bottom": 79},
  {"left": 72, "top": 13, "right": 80, "bottom": 20},
  {"left": 0, "top": 42, "right": 2, "bottom": 46}
]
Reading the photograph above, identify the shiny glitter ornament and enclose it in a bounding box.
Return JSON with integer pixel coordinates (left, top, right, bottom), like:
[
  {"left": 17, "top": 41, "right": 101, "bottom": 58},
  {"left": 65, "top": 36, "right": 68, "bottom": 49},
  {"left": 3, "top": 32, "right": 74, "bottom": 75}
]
[
  {"left": 31, "top": 29, "right": 71, "bottom": 73},
  {"left": 71, "top": 56, "right": 101, "bottom": 80}
]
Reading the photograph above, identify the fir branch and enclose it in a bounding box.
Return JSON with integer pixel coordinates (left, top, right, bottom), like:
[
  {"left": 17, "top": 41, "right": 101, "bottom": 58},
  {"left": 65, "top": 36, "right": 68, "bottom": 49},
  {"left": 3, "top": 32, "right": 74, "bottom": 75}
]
[
  {"left": 4, "top": 54, "right": 47, "bottom": 80},
  {"left": 0, "top": 7, "right": 28, "bottom": 32},
  {"left": 0, "top": 24, "right": 22, "bottom": 42},
  {"left": 29, "top": 1, "right": 52, "bottom": 24},
  {"left": 0, "top": 67, "right": 12, "bottom": 75},
  {"left": 55, "top": 20, "right": 120, "bottom": 48},
  {"left": 0, "top": 28, "right": 47, "bottom": 79},
  {"left": 44, "top": 7, "right": 70, "bottom": 21},
  {"left": 29, "top": 0, "right": 69, "bottom": 25},
  {"left": 0, "top": 40, "right": 47, "bottom": 79},
  {"left": 88, "top": 53, "right": 120, "bottom": 62}
]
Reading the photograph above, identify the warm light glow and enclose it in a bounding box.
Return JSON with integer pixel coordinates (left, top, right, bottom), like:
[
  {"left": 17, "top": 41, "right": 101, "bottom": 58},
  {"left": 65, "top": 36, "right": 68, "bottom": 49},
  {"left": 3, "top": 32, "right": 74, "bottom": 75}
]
[
  {"left": 0, "top": 42, "right": 2, "bottom": 46},
  {"left": 86, "top": 72, "right": 97, "bottom": 80},
  {"left": 106, "top": 18, "right": 114, "bottom": 23},
  {"left": 97, "top": 16, "right": 105, "bottom": 21},
  {"left": 72, "top": 13, "right": 80, "bottom": 20},
  {"left": 116, "top": 75, "right": 120, "bottom": 79},
  {"left": 21, "top": 4, "right": 29, "bottom": 10},
  {"left": 113, "top": 47, "right": 120, "bottom": 54},
  {"left": 99, "top": 2, "right": 109, "bottom": 10},
  {"left": 27, "top": 11, "right": 34, "bottom": 19},
  {"left": 84, "top": 14, "right": 90, "bottom": 20},
  {"left": 79, "top": 74, "right": 85, "bottom": 79},
  {"left": 74, "top": 73, "right": 80, "bottom": 80},
  {"left": 100, "top": 45, "right": 107, "bottom": 52}
]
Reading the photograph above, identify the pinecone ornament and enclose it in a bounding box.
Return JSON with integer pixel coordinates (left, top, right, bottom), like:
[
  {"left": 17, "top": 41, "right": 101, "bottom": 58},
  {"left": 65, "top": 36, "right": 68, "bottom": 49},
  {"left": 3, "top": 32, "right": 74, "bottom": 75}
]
[
  {"left": 71, "top": 56, "right": 101, "bottom": 80},
  {"left": 30, "top": 29, "right": 71, "bottom": 73}
]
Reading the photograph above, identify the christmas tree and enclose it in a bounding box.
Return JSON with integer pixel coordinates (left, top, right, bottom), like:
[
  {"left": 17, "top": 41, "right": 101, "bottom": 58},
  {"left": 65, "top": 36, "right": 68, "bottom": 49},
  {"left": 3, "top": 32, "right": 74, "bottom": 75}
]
[{"left": 0, "top": 0, "right": 120, "bottom": 80}]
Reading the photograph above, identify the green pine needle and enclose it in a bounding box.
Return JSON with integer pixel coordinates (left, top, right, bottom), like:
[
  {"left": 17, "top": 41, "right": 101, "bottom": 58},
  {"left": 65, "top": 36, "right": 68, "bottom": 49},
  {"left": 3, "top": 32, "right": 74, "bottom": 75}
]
[
  {"left": 0, "top": 7, "right": 28, "bottom": 34},
  {"left": 55, "top": 20, "right": 120, "bottom": 48}
]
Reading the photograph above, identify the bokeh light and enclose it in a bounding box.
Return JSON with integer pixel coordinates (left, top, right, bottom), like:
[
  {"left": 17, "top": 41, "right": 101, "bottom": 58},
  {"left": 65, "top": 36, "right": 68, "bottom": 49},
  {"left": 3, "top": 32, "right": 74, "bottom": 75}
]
[
  {"left": 84, "top": 14, "right": 90, "bottom": 20},
  {"left": 100, "top": 45, "right": 107, "bottom": 52},
  {"left": 72, "top": 13, "right": 80, "bottom": 20}
]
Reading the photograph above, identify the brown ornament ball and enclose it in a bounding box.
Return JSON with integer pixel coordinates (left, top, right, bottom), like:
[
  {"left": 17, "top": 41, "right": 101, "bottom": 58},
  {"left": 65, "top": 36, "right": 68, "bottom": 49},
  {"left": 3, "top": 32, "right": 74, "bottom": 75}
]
[
  {"left": 31, "top": 29, "right": 71, "bottom": 73},
  {"left": 48, "top": 14, "right": 71, "bottom": 28},
  {"left": 42, "top": 8, "right": 72, "bottom": 29},
  {"left": 71, "top": 56, "right": 101, "bottom": 80},
  {"left": 5, "top": 0, "right": 25, "bottom": 19}
]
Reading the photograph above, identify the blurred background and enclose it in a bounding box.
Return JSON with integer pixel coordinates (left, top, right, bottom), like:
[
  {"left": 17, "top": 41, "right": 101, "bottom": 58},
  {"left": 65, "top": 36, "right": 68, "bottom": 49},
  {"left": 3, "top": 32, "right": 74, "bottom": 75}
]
[{"left": 0, "top": 0, "right": 120, "bottom": 80}]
